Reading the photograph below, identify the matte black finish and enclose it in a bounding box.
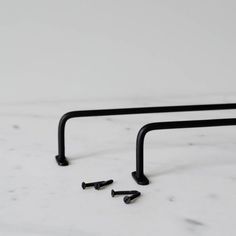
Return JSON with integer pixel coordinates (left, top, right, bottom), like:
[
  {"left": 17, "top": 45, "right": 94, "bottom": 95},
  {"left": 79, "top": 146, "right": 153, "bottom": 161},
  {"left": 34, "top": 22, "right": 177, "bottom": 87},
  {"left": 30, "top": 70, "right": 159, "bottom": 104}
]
[
  {"left": 55, "top": 154, "right": 69, "bottom": 166},
  {"left": 111, "top": 189, "right": 139, "bottom": 197},
  {"left": 124, "top": 192, "right": 141, "bottom": 204},
  {"left": 81, "top": 181, "right": 105, "bottom": 189},
  {"left": 94, "top": 179, "right": 113, "bottom": 190},
  {"left": 55, "top": 103, "right": 236, "bottom": 166},
  {"left": 132, "top": 118, "right": 236, "bottom": 185}
]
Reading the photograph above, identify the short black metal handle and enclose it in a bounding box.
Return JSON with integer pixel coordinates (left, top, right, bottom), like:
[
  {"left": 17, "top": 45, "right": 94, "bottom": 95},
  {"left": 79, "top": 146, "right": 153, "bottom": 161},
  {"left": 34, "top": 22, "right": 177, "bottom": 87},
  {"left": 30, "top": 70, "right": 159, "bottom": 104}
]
[
  {"left": 55, "top": 103, "right": 236, "bottom": 166},
  {"left": 132, "top": 118, "right": 236, "bottom": 185}
]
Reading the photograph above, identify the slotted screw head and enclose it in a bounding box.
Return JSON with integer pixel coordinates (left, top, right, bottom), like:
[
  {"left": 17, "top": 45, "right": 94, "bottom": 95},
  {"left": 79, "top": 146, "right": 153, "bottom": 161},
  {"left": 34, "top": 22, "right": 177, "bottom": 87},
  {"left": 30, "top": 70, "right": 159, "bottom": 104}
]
[
  {"left": 124, "top": 196, "right": 132, "bottom": 204},
  {"left": 111, "top": 189, "right": 115, "bottom": 197},
  {"left": 123, "top": 192, "right": 141, "bottom": 204},
  {"left": 81, "top": 182, "right": 87, "bottom": 189},
  {"left": 95, "top": 179, "right": 113, "bottom": 190}
]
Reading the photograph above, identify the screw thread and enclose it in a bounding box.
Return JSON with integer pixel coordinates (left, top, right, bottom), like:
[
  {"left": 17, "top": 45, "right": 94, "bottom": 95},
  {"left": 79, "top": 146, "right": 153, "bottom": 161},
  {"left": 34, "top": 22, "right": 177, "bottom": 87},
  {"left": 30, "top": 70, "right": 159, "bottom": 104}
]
[{"left": 111, "top": 190, "right": 138, "bottom": 197}]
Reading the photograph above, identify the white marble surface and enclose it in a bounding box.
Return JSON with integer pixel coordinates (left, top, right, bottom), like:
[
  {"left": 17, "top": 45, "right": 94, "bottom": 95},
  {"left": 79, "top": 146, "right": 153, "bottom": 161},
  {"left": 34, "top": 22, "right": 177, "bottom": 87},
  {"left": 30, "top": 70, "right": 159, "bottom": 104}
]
[{"left": 1, "top": 97, "right": 236, "bottom": 236}]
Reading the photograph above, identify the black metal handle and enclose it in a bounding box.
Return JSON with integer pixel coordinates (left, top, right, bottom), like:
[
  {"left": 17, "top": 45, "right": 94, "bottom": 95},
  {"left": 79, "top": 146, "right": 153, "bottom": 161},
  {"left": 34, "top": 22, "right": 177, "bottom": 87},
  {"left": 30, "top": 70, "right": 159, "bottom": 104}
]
[
  {"left": 55, "top": 103, "right": 236, "bottom": 166},
  {"left": 132, "top": 118, "right": 236, "bottom": 185}
]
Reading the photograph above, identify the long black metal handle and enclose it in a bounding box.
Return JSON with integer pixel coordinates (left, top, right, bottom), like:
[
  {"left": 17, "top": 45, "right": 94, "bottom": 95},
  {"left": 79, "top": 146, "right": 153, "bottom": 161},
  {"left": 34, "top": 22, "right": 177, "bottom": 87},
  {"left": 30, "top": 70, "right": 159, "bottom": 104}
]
[
  {"left": 55, "top": 103, "right": 236, "bottom": 166},
  {"left": 132, "top": 118, "right": 236, "bottom": 185}
]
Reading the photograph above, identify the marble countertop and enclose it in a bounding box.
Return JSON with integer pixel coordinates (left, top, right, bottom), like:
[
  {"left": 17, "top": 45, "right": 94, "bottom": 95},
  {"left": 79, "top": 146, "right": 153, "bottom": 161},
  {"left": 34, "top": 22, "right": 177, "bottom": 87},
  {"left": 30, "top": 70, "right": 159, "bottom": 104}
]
[{"left": 1, "top": 98, "right": 236, "bottom": 236}]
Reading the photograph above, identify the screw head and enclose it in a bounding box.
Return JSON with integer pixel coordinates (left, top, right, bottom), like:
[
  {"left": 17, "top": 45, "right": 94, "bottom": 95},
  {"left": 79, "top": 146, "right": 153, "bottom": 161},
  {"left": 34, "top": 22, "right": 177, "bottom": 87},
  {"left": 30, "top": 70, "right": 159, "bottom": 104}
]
[
  {"left": 81, "top": 182, "right": 86, "bottom": 189},
  {"left": 111, "top": 189, "right": 115, "bottom": 197},
  {"left": 94, "top": 183, "right": 100, "bottom": 190},
  {"left": 124, "top": 196, "right": 131, "bottom": 204},
  {"left": 95, "top": 180, "right": 113, "bottom": 190}
]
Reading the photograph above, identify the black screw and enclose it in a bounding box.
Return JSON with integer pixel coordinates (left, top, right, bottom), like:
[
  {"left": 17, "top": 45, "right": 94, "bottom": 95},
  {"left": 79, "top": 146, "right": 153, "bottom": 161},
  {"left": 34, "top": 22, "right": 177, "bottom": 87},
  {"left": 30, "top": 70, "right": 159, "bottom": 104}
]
[
  {"left": 94, "top": 179, "right": 113, "bottom": 190},
  {"left": 81, "top": 181, "right": 104, "bottom": 189},
  {"left": 124, "top": 192, "right": 141, "bottom": 204},
  {"left": 111, "top": 190, "right": 138, "bottom": 197}
]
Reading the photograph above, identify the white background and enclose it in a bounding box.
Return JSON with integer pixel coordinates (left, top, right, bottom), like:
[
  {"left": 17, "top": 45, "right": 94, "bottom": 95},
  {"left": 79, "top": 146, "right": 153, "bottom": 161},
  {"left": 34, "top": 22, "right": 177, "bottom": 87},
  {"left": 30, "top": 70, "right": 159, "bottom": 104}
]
[
  {"left": 0, "top": 1, "right": 236, "bottom": 236},
  {"left": 1, "top": 0, "right": 236, "bottom": 103}
]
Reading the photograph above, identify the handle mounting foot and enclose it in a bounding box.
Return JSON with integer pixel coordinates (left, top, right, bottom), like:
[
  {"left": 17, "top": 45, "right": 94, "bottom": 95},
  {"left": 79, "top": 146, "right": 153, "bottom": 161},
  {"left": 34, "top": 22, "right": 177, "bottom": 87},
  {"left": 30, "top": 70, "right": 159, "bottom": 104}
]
[
  {"left": 131, "top": 171, "right": 149, "bottom": 185},
  {"left": 55, "top": 155, "right": 69, "bottom": 166}
]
